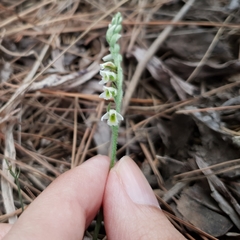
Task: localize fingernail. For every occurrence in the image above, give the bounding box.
[114,156,159,208]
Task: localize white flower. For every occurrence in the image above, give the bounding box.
[101,109,123,126]
[99,70,117,84]
[99,86,117,100]
[100,62,117,71]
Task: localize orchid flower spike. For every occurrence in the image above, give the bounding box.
[101,109,123,126]
[98,12,123,168]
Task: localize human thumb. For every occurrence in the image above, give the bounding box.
[103,156,185,240]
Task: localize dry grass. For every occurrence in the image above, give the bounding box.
[1,0,240,239]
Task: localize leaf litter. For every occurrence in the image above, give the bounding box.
[1,0,240,239]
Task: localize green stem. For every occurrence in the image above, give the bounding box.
[5,160,24,212]
[110,125,119,168]
[110,57,123,168]
[15,173,24,212]
[93,207,103,240]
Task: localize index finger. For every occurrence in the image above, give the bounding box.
[3,155,110,240]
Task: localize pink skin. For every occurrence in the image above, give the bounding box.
[1,155,185,240]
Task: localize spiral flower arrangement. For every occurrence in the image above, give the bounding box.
[99,12,123,167]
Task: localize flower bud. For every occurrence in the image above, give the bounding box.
[102,54,113,62]
[110,34,121,47]
[106,25,115,43]
[114,25,122,34]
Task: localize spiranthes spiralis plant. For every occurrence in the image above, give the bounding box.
[93,12,124,240]
[99,12,124,168]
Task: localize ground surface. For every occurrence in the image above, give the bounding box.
[1,0,240,239]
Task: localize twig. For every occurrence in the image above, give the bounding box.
[121,0,195,115]
[176,104,240,113]
[187,14,233,82]
[23,34,56,84]
[71,97,78,168]
[5,19,240,37]
[128,79,240,132]
[0,0,129,117]
[79,101,105,164]
[0,0,54,28]
[1,125,17,223]
[0,43,38,58]
[162,210,218,240]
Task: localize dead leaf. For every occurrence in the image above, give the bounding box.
[165,58,240,80]
[177,185,233,237]
[165,32,233,62]
[131,47,198,101]
[196,156,240,230]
